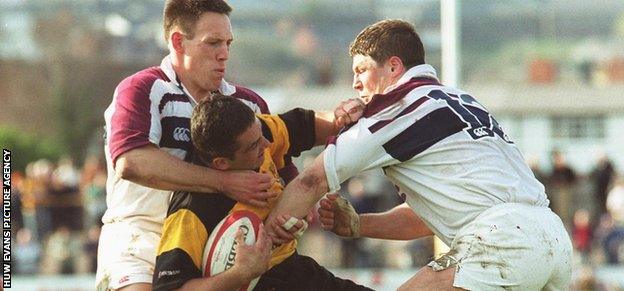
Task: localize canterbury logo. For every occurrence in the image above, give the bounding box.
[173,127,190,142]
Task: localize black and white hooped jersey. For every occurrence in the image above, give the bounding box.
[324,64,549,245]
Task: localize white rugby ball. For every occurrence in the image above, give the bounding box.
[202,210,262,291]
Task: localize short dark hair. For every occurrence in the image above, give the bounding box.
[349,19,425,69]
[191,95,255,164]
[163,0,232,41]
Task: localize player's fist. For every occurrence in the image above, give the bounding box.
[318,193,360,238]
[334,98,365,129]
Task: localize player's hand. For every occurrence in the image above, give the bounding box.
[276,213,310,242]
[334,98,365,129]
[265,212,296,246]
[318,193,360,238]
[231,224,272,281]
[221,171,277,207]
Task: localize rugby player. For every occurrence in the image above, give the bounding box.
[153,96,371,291]
[265,19,573,290]
[99,1,301,289]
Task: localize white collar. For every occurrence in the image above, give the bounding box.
[160,55,237,102]
[383,64,439,94]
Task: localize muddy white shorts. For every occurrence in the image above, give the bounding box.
[95,222,161,290]
[428,203,572,291]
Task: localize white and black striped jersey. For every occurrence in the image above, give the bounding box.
[324,64,549,245]
[102,56,270,233]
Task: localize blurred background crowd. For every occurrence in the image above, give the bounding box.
[2,0,624,289]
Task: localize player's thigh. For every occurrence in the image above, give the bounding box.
[117,283,151,291]
[450,204,571,290]
[398,266,466,291]
[96,223,159,290]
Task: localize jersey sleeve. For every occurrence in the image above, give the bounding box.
[257,108,315,171]
[153,195,207,291]
[107,74,162,165]
[278,108,316,157]
[323,119,402,193]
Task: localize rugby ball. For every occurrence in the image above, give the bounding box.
[202,210,262,291]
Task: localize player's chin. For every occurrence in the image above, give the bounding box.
[207,77,222,90]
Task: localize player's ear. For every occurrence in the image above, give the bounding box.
[387,56,404,77]
[171,31,185,54]
[211,157,231,170]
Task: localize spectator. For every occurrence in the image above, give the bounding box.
[590,154,615,220]
[603,226,624,265]
[29,159,55,241]
[592,214,624,265]
[606,177,624,224]
[84,225,101,273]
[79,155,107,228]
[50,162,82,232]
[41,226,82,274]
[12,172,25,233]
[548,150,577,228]
[14,228,41,275]
[572,209,592,260]
[83,171,107,228]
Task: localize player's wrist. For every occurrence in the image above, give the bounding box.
[212,169,227,193]
[226,266,254,286]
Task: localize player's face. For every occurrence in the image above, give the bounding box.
[182,12,233,92]
[229,118,270,170]
[352,54,394,104]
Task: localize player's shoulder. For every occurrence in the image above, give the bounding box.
[230,84,269,114]
[115,66,170,98]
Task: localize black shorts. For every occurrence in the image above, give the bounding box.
[254,252,373,291]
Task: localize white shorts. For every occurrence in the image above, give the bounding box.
[95,222,161,290]
[428,203,572,291]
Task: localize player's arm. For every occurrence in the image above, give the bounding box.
[173,226,272,291]
[265,151,330,243]
[115,146,275,207]
[313,112,341,146]
[359,203,433,240]
[266,117,402,243]
[109,79,274,206]
[318,194,433,240]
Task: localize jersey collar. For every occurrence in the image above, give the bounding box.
[363,64,440,118]
[383,64,439,94]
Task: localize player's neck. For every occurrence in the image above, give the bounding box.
[170,56,211,101]
[177,72,211,101]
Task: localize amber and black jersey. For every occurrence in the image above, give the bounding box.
[152,108,316,291]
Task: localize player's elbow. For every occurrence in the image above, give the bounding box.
[299,166,328,195]
[115,155,140,181]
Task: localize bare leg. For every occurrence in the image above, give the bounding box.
[398,266,466,291]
